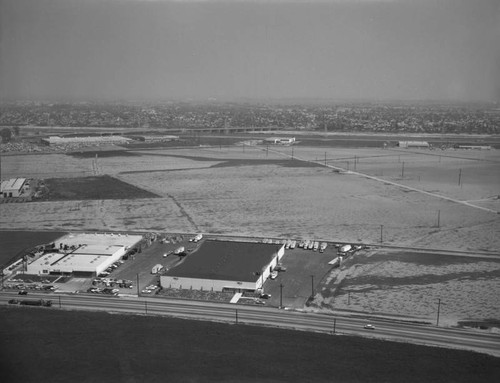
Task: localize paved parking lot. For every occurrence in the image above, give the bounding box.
[262,243,339,308]
[109,236,201,295]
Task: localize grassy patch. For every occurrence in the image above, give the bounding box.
[0,230,67,266]
[67,150,140,158]
[41,175,159,201]
[1,307,499,383]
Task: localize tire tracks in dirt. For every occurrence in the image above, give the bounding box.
[164,192,200,233]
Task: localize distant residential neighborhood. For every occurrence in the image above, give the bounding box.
[1,101,499,136]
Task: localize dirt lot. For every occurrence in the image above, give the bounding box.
[307,249,500,328]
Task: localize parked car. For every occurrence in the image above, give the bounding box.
[274,265,287,272]
[260,293,271,299]
[269,271,278,280]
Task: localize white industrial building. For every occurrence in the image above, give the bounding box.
[1,178,27,198]
[26,232,142,277]
[160,240,285,292]
[264,137,296,145]
[398,141,430,148]
[41,136,132,146]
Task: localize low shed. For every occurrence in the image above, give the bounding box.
[1,178,26,198]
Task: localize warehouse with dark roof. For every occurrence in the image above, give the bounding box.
[160,240,285,292]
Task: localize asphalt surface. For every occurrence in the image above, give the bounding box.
[2,291,498,358]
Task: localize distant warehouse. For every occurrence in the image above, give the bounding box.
[398,141,430,149]
[160,240,284,293]
[264,137,296,145]
[41,136,132,146]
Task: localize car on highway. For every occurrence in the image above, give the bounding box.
[364,324,375,330]
[18,290,28,295]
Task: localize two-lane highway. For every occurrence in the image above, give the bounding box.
[2,292,499,357]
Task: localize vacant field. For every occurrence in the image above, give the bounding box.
[1,145,499,252]
[1,307,499,383]
[309,249,500,327]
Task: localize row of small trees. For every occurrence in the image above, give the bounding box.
[0,127,20,143]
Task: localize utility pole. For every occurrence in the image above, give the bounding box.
[401,161,405,178]
[291,147,294,160]
[58,295,62,309]
[436,298,441,326]
[324,152,327,166]
[136,273,140,296]
[437,210,441,228]
[310,275,314,298]
[458,168,462,186]
[145,300,148,315]
[279,283,283,309]
[380,225,384,243]
[348,292,351,305]
[236,309,238,324]
[333,318,336,334]
[354,156,356,171]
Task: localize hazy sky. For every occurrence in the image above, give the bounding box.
[1,0,499,102]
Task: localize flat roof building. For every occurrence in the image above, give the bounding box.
[160,240,285,292]
[27,232,142,276]
[398,141,430,148]
[41,136,132,146]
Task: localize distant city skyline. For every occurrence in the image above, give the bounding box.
[1,0,499,102]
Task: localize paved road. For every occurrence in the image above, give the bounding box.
[2,292,499,358]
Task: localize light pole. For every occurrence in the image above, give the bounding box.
[380,225,384,243]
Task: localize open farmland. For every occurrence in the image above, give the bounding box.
[2,307,499,383]
[41,175,159,201]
